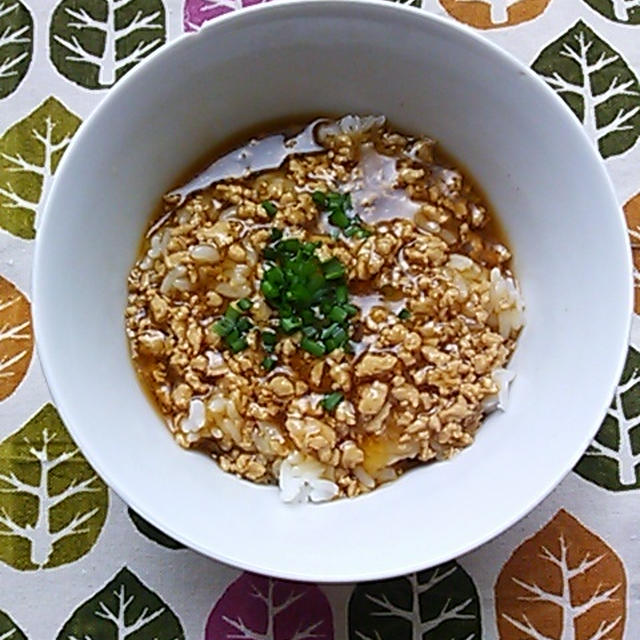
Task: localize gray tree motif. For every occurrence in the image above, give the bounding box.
[456,0,522,24]
[612,0,640,19]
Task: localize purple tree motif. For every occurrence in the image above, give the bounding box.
[206,572,334,640]
[183,0,273,32]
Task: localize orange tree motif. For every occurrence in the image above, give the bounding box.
[495,510,626,640]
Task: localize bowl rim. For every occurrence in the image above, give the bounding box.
[33,0,633,582]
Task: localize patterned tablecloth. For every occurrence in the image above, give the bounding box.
[1,0,639,638]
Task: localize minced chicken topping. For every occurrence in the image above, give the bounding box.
[125,116,523,502]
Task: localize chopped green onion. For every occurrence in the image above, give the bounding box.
[301,337,326,357]
[353,226,372,238]
[322,257,346,280]
[229,336,248,353]
[303,241,319,255]
[258,226,358,359]
[302,325,319,338]
[322,391,344,411]
[281,316,302,333]
[328,209,350,229]
[224,306,241,321]
[398,308,411,320]
[343,303,359,317]
[263,246,278,261]
[236,316,252,332]
[265,266,285,285]
[262,330,277,346]
[311,191,327,208]
[322,323,342,340]
[329,306,348,323]
[261,201,277,217]
[261,280,279,299]
[269,228,283,242]
[237,297,252,311]
[213,317,234,337]
[261,356,276,371]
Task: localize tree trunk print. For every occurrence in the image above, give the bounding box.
[0,611,26,640]
[0,0,32,98]
[0,404,108,570]
[206,572,333,640]
[57,567,184,640]
[495,509,626,640]
[574,346,640,491]
[439,0,551,29]
[611,0,640,20]
[581,0,640,23]
[50,0,166,89]
[0,275,32,402]
[349,561,480,639]
[532,21,640,158]
[457,0,519,23]
[0,97,81,239]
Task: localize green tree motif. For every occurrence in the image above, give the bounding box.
[0,403,108,570]
[574,346,640,491]
[0,610,27,640]
[50,0,166,89]
[128,508,184,550]
[0,97,81,239]
[0,0,32,99]
[532,20,640,158]
[583,0,640,23]
[348,561,481,639]
[57,567,185,640]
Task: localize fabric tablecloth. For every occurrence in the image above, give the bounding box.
[1,0,639,637]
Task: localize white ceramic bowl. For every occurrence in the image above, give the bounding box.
[34,0,632,582]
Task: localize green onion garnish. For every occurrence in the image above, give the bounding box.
[329,306,348,323]
[212,301,254,353]
[398,308,411,320]
[281,316,302,333]
[228,336,248,353]
[311,191,327,208]
[261,201,277,217]
[257,229,361,358]
[213,317,234,337]
[301,337,326,357]
[322,391,344,411]
[312,189,372,238]
[262,330,277,346]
